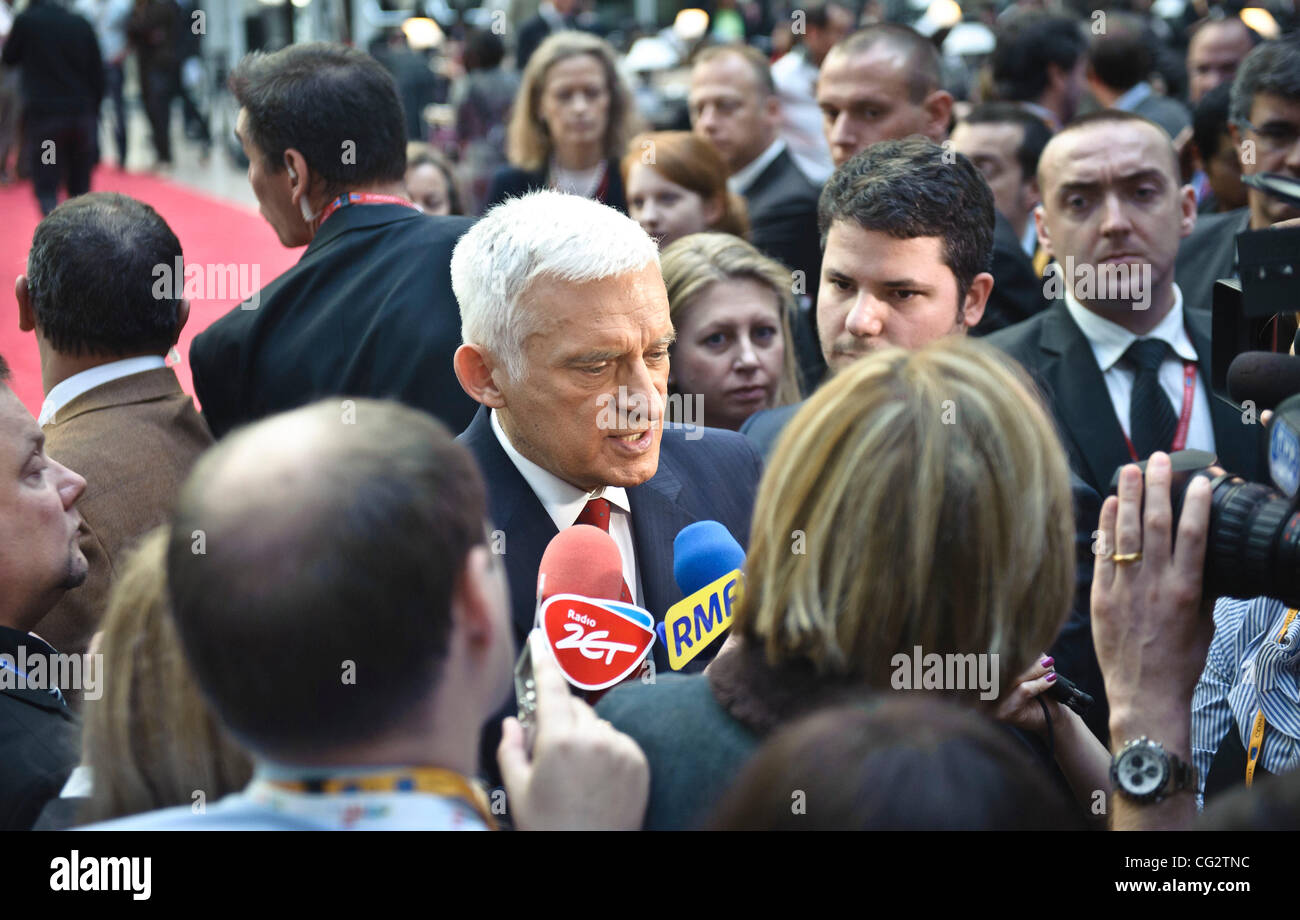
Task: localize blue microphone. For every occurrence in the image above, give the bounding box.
[656,521,746,666]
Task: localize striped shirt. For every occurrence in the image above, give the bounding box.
[1192,597,1300,807]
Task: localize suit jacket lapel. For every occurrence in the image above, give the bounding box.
[1039,302,1133,491]
[459,407,558,638]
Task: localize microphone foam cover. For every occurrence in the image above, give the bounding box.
[673,520,745,596]
[538,525,626,602]
[1227,351,1300,411]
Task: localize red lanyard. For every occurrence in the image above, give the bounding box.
[1123,361,1198,462]
[316,191,420,228]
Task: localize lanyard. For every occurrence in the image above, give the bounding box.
[1123,361,1198,462]
[265,766,497,829]
[316,192,420,229]
[1246,607,1300,787]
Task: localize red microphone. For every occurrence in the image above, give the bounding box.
[535,524,626,608]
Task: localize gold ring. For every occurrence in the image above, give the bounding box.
[1111,551,1143,564]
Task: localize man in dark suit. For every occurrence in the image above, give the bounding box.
[450,190,762,671]
[741,139,995,460]
[817,24,1047,338]
[689,44,825,388]
[0,355,85,830]
[989,111,1265,497]
[16,193,211,665]
[515,0,580,72]
[2,0,103,215]
[1176,40,1300,315]
[189,43,477,440]
[1086,13,1191,142]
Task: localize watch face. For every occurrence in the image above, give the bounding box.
[1116,744,1170,799]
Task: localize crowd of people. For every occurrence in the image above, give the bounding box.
[1,0,1299,833]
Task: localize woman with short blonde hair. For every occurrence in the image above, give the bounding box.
[660,232,801,430]
[598,338,1101,829]
[486,31,640,213]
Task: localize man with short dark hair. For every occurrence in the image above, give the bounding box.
[1191,83,1248,214]
[88,399,649,830]
[1086,12,1191,141]
[16,193,211,663]
[1176,38,1300,315]
[952,102,1052,262]
[741,138,994,457]
[991,11,1089,132]
[0,353,86,829]
[189,42,477,439]
[989,110,1263,495]
[815,24,1046,335]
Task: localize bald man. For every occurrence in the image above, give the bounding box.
[90,399,649,830]
[988,110,1264,495]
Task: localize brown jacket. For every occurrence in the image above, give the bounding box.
[38,367,212,659]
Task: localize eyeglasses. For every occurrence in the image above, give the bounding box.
[1240,119,1300,155]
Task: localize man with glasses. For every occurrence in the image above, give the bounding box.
[1176,39,1300,315]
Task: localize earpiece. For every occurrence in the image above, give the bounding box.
[287,165,299,183]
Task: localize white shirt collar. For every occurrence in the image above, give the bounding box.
[489,409,630,532]
[1061,283,1199,373]
[728,137,787,196]
[1020,101,1061,132]
[38,356,167,427]
[1112,81,1153,113]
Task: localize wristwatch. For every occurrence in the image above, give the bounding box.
[1110,737,1197,804]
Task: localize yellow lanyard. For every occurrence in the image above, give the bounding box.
[265,767,497,829]
[1245,608,1300,787]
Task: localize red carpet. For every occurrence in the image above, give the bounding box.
[0,167,301,416]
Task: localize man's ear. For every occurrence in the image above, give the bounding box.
[453,343,508,408]
[923,90,954,143]
[284,148,311,205]
[1034,204,1053,260]
[175,298,191,344]
[1178,182,1198,239]
[763,92,783,132]
[15,275,34,333]
[453,545,498,654]
[960,272,993,330]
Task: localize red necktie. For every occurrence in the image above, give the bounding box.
[575,498,634,603]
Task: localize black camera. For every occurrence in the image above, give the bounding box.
[1108,394,1300,608]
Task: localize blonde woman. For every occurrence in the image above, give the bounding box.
[598,337,1110,829]
[68,527,252,826]
[660,233,802,431]
[486,31,640,213]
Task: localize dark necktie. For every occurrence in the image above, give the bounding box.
[574,498,634,604]
[1125,338,1177,458]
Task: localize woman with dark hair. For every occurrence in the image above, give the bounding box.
[709,699,1083,831]
[405,141,461,216]
[485,31,640,213]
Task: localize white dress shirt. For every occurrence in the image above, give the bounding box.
[728,137,789,196]
[1062,284,1216,455]
[38,356,167,427]
[490,409,644,607]
[772,48,834,185]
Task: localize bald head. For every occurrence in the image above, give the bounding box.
[165,399,490,760]
[1188,17,1258,105]
[1039,111,1179,191]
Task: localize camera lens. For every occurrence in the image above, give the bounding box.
[1205,475,1300,607]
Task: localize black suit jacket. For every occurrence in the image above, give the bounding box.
[190,205,478,439]
[973,212,1050,336]
[987,299,1265,494]
[458,406,761,669]
[485,161,628,215]
[741,147,822,294]
[1175,208,1249,317]
[0,627,79,830]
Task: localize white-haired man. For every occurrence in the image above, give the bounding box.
[452,191,762,674]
